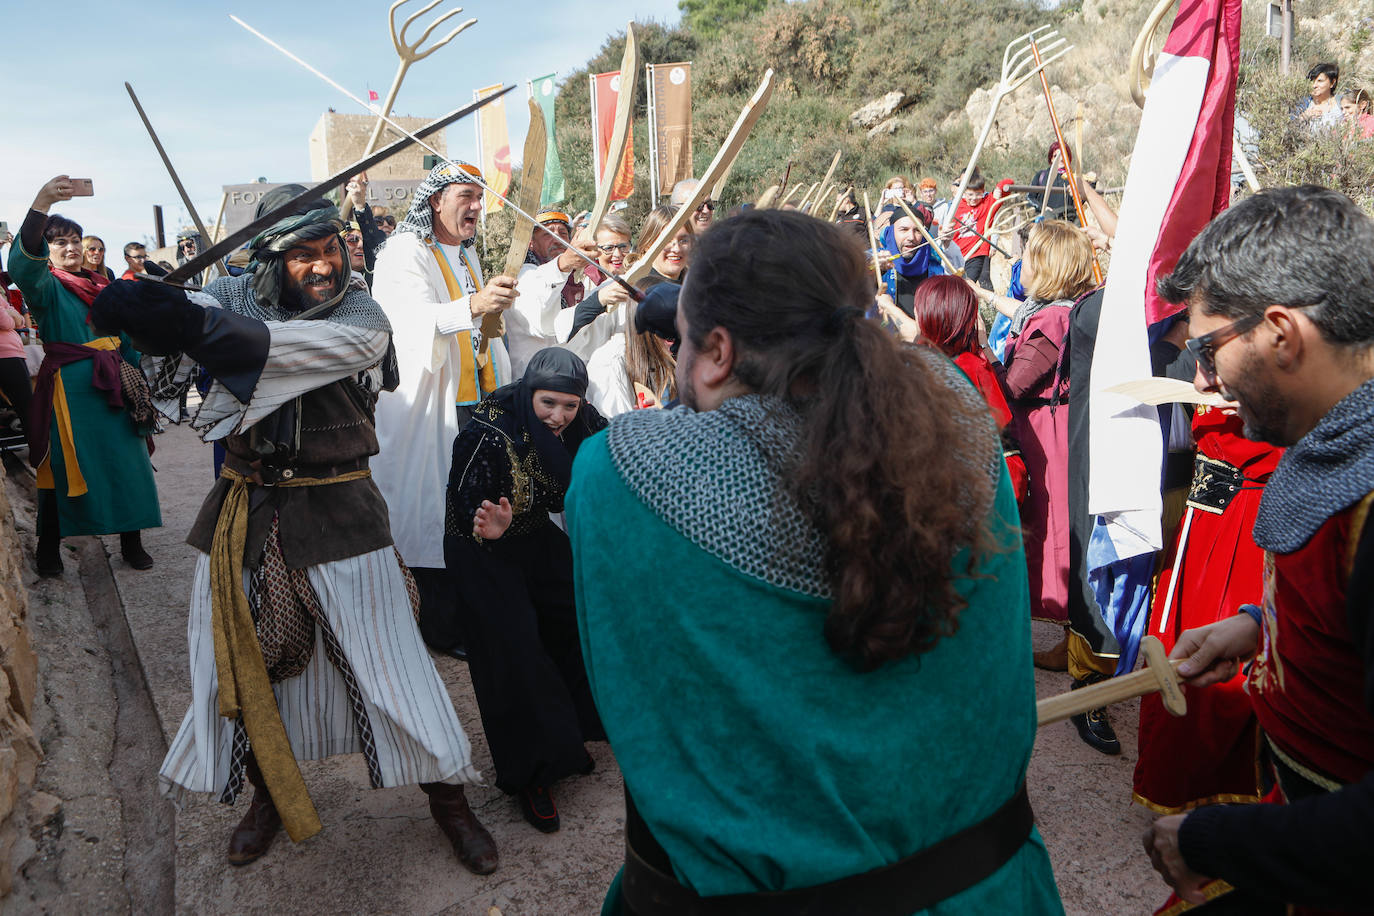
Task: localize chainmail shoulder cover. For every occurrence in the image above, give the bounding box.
[202,275,392,333]
[603,349,1002,599]
[1252,375,1374,553]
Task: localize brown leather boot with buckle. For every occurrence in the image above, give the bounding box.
[421,782,499,875]
[227,787,282,866]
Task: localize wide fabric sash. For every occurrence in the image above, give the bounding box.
[209,465,370,843]
[30,336,123,496]
[428,244,499,406]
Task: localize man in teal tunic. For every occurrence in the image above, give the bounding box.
[11,176,161,575]
[567,210,1062,915]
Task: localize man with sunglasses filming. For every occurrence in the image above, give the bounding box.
[1141,186,1374,911]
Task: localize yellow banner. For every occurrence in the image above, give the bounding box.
[475,83,511,211]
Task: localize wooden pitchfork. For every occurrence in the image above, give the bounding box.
[940,25,1072,233]
[362,0,477,157]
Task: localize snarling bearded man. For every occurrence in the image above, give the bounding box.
[88,191,499,875]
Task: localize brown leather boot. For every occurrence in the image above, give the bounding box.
[228,756,282,866]
[1033,631,1069,671]
[227,788,282,866]
[421,782,499,875]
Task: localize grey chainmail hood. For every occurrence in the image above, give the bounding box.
[1252,376,1374,553]
[201,274,391,332]
[603,350,1002,598]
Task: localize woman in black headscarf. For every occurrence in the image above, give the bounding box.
[443,347,608,834]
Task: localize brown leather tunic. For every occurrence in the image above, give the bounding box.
[186,378,394,569]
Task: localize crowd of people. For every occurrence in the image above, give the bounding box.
[0,87,1371,911]
[1298,60,1374,139]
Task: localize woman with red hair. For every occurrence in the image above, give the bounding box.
[877,275,1027,501]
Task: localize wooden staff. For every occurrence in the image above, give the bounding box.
[209,192,228,244]
[1038,636,1185,726]
[778,182,806,208]
[862,191,884,291]
[625,69,775,286]
[811,149,843,211]
[811,182,834,215]
[893,197,963,277]
[587,22,638,234]
[754,184,781,208]
[797,181,821,211]
[1029,36,1102,283]
[562,68,776,367]
[827,185,852,222]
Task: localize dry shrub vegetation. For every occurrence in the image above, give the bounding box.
[474,0,1374,275]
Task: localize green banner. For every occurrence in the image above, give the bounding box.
[530,73,565,206]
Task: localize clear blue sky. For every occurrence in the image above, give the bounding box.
[1,0,682,252]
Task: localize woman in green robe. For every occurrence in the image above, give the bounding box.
[11,176,160,575]
[568,209,1063,915]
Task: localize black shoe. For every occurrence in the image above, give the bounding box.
[1070,676,1121,755]
[36,540,63,577]
[444,645,468,662]
[518,786,560,834]
[120,532,154,571]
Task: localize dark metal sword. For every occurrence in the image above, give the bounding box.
[162,85,514,286]
[126,81,230,278]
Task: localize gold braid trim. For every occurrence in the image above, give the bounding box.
[209,465,371,843]
[1154,879,1236,915]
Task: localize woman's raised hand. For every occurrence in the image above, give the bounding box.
[473,497,514,540]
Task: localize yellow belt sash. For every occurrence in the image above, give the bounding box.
[36,335,120,497]
[428,244,499,405]
[208,465,370,843]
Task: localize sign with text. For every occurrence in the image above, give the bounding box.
[222,180,425,235]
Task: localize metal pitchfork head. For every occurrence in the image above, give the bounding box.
[999,25,1071,98]
[389,0,475,63]
[362,0,477,156]
[939,24,1073,233]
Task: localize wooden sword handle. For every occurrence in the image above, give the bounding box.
[1036,636,1186,727]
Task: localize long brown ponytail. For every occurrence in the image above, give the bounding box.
[681,209,999,671]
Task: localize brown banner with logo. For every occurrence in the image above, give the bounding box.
[650,62,692,196]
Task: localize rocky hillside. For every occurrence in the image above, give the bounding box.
[474,0,1370,273]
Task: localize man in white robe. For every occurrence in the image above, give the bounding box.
[370,162,515,656]
[88,198,499,875]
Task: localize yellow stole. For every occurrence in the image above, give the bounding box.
[428,243,499,406]
[36,335,121,497]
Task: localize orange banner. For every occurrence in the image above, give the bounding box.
[476,83,511,211]
[591,70,634,201]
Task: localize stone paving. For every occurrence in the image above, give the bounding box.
[17,421,1168,914]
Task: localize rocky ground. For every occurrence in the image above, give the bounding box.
[3,422,1164,915]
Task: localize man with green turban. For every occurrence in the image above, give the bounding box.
[88,191,500,876]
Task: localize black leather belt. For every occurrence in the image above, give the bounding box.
[222,454,369,487]
[621,783,1034,916]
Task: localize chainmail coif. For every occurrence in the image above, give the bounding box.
[605,349,1002,598]
[1252,376,1374,553]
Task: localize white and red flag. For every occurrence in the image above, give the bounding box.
[1085,0,1242,669]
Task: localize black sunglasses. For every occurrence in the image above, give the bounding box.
[1184,304,1318,386]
